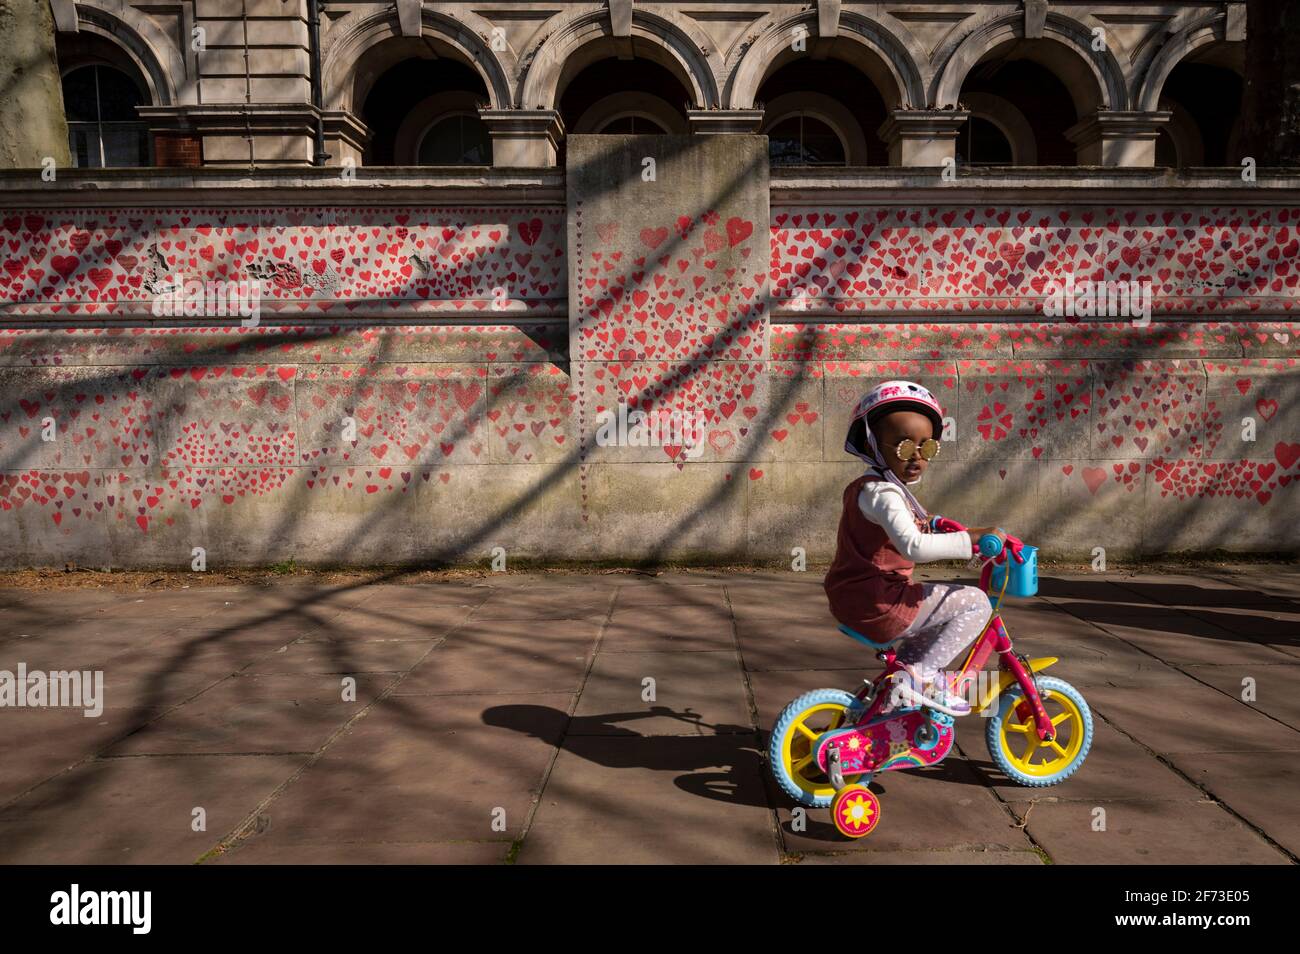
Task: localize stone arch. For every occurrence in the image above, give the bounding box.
[959,92,1036,165]
[1136,14,1240,112]
[727,9,927,109]
[571,93,689,134]
[932,10,1128,114]
[321,5,515,111]
[72,0,183,105]
[518,5,723,110]
[761,92,868,164]
[1158,103,1206,167]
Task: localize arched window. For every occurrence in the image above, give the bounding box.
[360,54,491,166]
[956,46,1088,165]
[416,113,492,165]
[1155,128,1179,168]
[560,59,689,136]
[595,115,669,134]
[63,64,150,167]
[757,59,881,165]
[767,113,846,167]
[956,116,1014,165]
[1158,61,1243,166]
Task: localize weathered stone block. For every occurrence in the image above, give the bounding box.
[294,364,485,467]
[954,359,1092,462]
[1203,359,1300,461]
[580,462,748,561]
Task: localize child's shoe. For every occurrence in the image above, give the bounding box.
[893,665,971,716]
[927,681,972,716]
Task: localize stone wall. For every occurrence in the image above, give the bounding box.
[0,152,1297,566]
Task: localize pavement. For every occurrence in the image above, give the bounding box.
[0,564,1297,865]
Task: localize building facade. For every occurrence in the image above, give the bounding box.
[30,1,1256,169]
[0,1,1297,567]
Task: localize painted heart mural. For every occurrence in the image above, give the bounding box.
[0,195,1297,563]
[0,209,566,317]
[771,207,1300,315]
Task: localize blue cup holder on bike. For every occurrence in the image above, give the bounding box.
[990,544,1038,597]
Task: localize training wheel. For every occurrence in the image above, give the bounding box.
[830,784,881,839]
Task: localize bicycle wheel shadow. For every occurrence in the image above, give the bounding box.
[481,703,770,807]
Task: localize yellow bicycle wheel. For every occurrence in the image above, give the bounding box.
[769,689,865,808]
[987,676,1093,786]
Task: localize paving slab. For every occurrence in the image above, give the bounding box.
[1161,750,1300,858]
[235,693,567,845]
[1181,662,1300,729]
[105,672,398,756]
[999,601,1199,687]
[602,604,735,652]
[0,706,170,805]
[1209,569,1300,602]
[321,602,480,640]
[961,718,1203,803]
[793,849,1044,865]
[1175,604,1300,656]
[1034,576,1153,602]
[1084,683,1300,755]
[245,639,439,675]
[471,587,615,621]
[0,754,307,864]
[1082,616,1295,667]
[1007,631,1201,689]
[573,650,752,736]
[736,616,873,672]
[391,618,599,694]
[209,840,511,865]
[1,617,197,668]
[394,641,591,695]
[1005,797,1290,865]
[516,735,777,864]
[1111,575,1299,609]
[613,583,729,609]
[75,658,238,711]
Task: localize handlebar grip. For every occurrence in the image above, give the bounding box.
[978,533,1004,557]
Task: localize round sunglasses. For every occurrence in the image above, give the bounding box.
[892,438,941,462]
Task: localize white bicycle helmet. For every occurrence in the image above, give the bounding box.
[845,380,945,520]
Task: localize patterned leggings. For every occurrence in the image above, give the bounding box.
[894,582,992,681]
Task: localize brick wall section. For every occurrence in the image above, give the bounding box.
[153,134,204,168]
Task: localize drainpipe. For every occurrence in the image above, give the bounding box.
[307,0,329,166]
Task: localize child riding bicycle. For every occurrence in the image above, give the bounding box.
[823,380,1023,715]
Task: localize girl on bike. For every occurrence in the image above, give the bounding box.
[824,380,1015,715]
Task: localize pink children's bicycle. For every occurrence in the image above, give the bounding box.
[768,534,1093,838]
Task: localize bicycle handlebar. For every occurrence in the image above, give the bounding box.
[977,532,1027,564]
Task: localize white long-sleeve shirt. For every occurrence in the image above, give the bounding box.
[857,482,972,563]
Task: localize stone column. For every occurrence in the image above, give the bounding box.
[566,134,770,554]
[877,109,970,167]
[480,109,565,167]
[0,0,71,168]
[1065,111,1173,167]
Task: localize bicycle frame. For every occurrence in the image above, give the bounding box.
[848,559,1057,742]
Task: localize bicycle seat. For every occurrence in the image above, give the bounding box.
[838,624,901,651]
